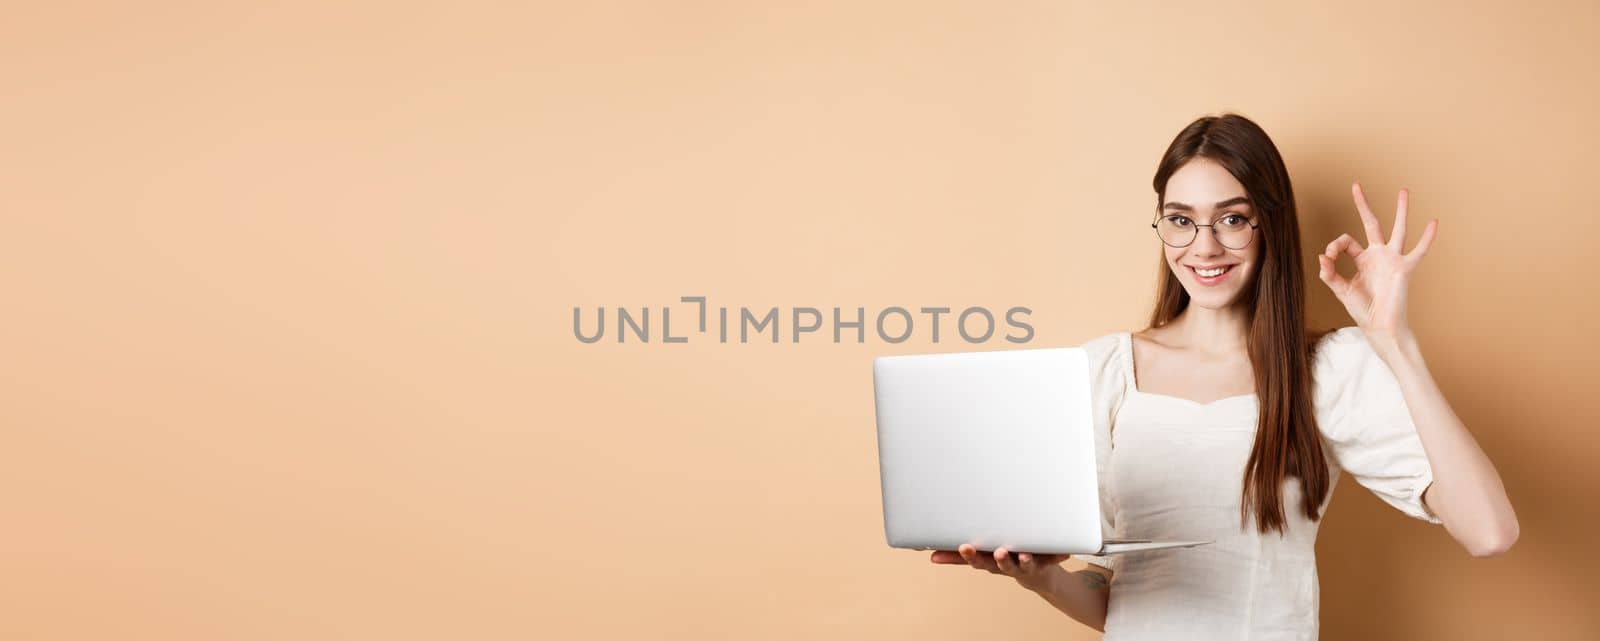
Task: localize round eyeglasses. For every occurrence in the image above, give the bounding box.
[1151,214,1260,249]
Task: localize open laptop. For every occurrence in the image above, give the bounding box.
[872,346,1211,556]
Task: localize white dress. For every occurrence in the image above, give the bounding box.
[1074,327,1441,641]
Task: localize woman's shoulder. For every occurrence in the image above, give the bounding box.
[1310,325,1378,373]
[1077,329,1127,355]
[1073,330,1132,428]
[1310,325,1405,417]
[1076,329,1133,389]
[1313,325,1367,349]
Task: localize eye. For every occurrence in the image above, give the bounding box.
[1163,215,1193,227]
[1220,214,1249,228]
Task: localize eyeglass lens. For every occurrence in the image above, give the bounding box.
[1154,215,1255,249]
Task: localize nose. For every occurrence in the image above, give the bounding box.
[1189,225,1226,256]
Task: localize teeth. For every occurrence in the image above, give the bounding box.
[1195,266,1229,277]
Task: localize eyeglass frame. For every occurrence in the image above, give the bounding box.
[1149,213,1261,249]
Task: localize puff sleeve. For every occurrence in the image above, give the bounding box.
[1075,332,1130,570]
[1314,327,1443,525]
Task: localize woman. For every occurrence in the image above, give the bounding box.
[930,113,1519,639]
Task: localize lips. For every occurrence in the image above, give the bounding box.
[1186,264,1235,285]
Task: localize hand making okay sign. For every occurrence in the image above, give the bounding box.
[1317,182,1439,339]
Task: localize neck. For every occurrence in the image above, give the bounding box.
[1165,302,1251,354]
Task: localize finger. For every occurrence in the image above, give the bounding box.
[1389,188,1409,249]
[994,548,1018,575]
[1318,253,1350,294]
[961,544,998,572]
[1325,233,1364,260]
[1352,182,1385,246]
[1405,218,1439,267]
[931,550,964,564]
[1018,552,1069,571]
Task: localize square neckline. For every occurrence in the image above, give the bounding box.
[1121,331,1257,408]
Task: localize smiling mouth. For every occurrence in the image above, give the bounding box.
[1187,265,1235,279]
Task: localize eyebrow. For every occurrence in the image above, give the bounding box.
[1162,196,1251,211]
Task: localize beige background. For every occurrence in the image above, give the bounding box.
[3,1,1596,639]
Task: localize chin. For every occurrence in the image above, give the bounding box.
[1180,283,1247,307]
[1186,294,1241,309]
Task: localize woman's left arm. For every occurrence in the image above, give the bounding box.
[1317,182,1520,558]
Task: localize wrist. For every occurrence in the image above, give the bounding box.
[1366,327,1423,366]
[1018,563,1067,595]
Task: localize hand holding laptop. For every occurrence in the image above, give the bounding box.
[930,543,1072,592]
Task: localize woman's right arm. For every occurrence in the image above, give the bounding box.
[931,544,1112,633]
[1027,562,1113,632]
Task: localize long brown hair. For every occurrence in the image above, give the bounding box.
[1146,113,1333,535]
